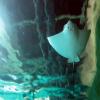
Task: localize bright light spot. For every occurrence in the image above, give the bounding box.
[0,18,5,31]
[4,85,17,92]
[8,74,18,80]
[0,97,4,100]
[35,97,50,100]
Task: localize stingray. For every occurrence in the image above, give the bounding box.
[47,20,90,63]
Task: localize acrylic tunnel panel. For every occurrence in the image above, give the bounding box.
[0,0,90,100]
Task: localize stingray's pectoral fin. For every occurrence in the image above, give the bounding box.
[68,56,80,63]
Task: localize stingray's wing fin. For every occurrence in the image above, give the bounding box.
[78,29,90,53]
[47,32,63,51]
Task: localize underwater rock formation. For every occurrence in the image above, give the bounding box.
[87,0,100,99]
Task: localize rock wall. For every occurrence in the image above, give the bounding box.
[88,0,100,99]
[80,0,96,86]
